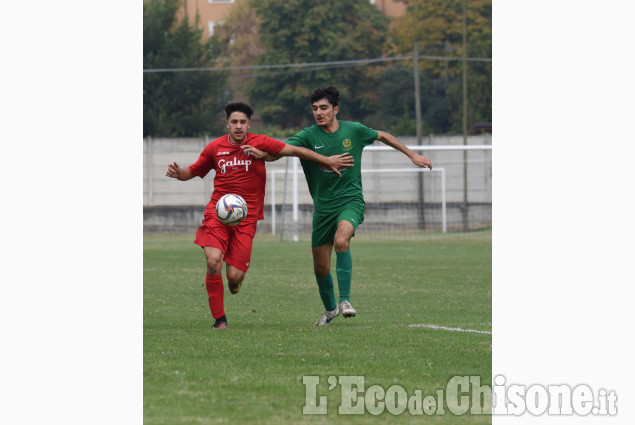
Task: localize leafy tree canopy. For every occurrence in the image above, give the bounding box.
[391,0,491,133]
[248,0,390,127]
[215,1,263,68]
[143,0,228,137]
[369,64,450,135]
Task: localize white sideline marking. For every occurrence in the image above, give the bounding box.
[408,324,492,335]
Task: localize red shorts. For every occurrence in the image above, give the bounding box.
[194,213,258,273]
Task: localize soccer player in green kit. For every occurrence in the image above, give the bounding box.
[244,87,432,325]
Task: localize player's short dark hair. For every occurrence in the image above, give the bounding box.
[224,102,254,119]
[310,87,340,107]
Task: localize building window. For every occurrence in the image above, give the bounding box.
[208,0,234,4]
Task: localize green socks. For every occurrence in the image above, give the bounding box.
[316,274,337,311]
[316,250,353,310]
[336,250,352,303]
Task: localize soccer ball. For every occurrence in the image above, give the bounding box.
[215,193,248,226]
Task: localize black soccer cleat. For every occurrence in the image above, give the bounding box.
[212,315,228,330]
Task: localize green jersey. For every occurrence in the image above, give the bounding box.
[285,121,378,213]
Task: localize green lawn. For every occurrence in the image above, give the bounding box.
[144,232,492,424]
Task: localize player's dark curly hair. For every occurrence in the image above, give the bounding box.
[224,102,253,119]
[310,86,340,107]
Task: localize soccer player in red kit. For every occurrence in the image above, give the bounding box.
[166,102,353,329]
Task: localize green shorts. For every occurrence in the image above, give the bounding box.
[311,204,365,247]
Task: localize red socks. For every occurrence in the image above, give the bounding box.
[205,273,225,319]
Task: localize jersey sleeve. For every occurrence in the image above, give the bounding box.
[284,128,311,148]
[252,134,286,155]
[188,144,215,178]
[356,123,379,146]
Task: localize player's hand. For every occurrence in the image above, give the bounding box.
[166,162,182,179]
[241,145,267,159]
[412,154,432,170]
[327,153,354,177]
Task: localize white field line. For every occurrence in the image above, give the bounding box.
[408,324,492,335]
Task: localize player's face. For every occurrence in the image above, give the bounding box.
[312,98,338,128]
[226,112,250,144]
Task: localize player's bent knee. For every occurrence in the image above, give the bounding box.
[314,263,330,277]
[207,259,223,275]
[334,230,353,252]
[334,238,350,252]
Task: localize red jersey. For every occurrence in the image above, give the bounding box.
[188,133,285,222]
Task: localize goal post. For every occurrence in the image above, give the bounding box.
[270,166,446,238]
[268,144,491,241]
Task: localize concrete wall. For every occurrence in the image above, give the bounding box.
[144,135,492,233]
[144,202,492,234]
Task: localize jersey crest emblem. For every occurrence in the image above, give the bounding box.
[342,139,352,151]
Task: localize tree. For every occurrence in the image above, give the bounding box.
[215,2,263,69]
[248,0,390,128]
[214,1,264,107]
[391,0,491,133]
[143,0,229,137]
[364,64,450,135]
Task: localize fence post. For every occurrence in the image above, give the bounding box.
[292,157,299,242]
[147,136,153,206]
[441,168,447,233]
[203,136,211,202]
[270,171,276,234]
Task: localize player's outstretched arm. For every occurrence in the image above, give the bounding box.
[241,145,281,162]
[376,131,432,169]
[279,145,353,177]
[241,145,354,177]
[166,162,195,181]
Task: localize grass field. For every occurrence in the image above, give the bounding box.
[144,232,492,424]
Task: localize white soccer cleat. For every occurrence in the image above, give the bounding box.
[315,306,340,326]
[339,300,357,318]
